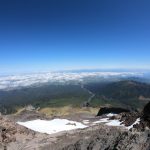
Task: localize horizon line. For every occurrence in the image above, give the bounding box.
[0,68,150,76]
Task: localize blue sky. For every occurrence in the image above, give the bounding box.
[0,0,150,73]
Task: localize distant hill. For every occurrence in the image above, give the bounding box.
[86,80,150,110]
[0,84,89,114]
[0,80,150,114]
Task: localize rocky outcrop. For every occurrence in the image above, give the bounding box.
[119,112,140,127]
[97,107,130,116]
[143,102,150,121]
[0,103,149,150]
[132,102,150,131]
[0,115,36,150]
[50,125,150,150]
[59,103,150,150]
[115,102,150,132]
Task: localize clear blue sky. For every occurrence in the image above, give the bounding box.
[0,0,150,73]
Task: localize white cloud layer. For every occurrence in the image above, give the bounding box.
[0,71,143,90]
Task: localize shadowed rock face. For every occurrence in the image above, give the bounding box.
[133,102,150,131]
[97,107,130,116]
[143,102,150,120]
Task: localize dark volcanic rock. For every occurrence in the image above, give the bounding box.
[97,107,130,116]
[133,102,150,131]
[120,112,140,127]
[118,102,150,132]
[143,102,150,121]
[53,125,150,150]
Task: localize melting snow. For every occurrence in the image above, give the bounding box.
[83,120,90,124]
[105,120,124,127]
[17,117,141,135]
[106,113,117,117]
[126,118,140,130]
[17,119,87,134]
[93,117,140,130]
[93,118,109,124]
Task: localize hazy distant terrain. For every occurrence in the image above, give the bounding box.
[0,71,149,114]
[85,80,150,110]
[0,71,143,90]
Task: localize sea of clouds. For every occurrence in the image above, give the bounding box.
[0,71,143,90]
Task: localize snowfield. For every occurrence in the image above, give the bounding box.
[93,116,140,129]
[17,115,141,135]
[17,119,87,134]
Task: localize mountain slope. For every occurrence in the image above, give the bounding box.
[0,84,89,114]
[0,80,150,114]
[86,80,150,110]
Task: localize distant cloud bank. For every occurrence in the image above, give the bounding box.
[0,71,143,90]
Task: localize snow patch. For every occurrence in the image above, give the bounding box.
[17,117,141,135]
[105,120,124,127]
[17,119,87,134]
[83,120,90,124]
[93,117,140,130]
[126,118,140,130]
[106,113,117,117]
[93,118,109,124]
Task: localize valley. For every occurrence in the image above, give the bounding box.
[0,72,150,115]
